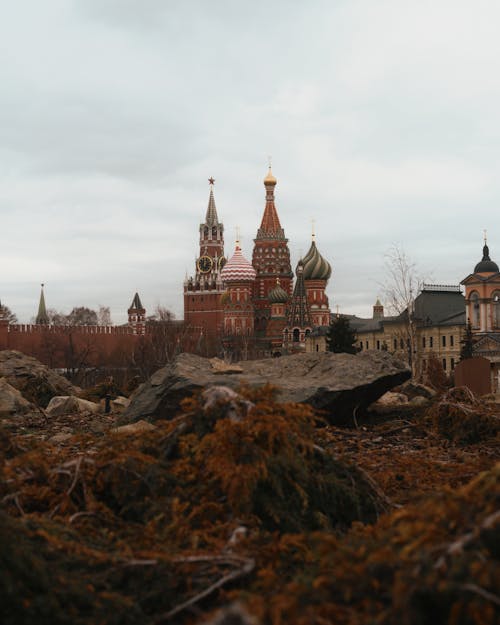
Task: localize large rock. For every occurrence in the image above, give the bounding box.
[0,378,42,419]
[0,350,77,408]
[45,396,101,417]
[122,351,411,426]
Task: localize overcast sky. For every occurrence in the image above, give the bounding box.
[1,0,500,324]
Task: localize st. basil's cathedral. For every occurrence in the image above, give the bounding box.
[183,167,332,357]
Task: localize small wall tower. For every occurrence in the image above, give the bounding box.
[128,292,146,335]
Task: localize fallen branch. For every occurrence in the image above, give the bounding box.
[460,583,500,607]
[152,556,255,623]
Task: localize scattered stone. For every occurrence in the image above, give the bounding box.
[46,396,101,417]
[0,350,77,407]
[48,432,74,444]
[209,357,244,375]
[113,420,156,435]
[201,386,254,422]
[122,351,411,426]
[398,381,437,400]
[111,396,130,412]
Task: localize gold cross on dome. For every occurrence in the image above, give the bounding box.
[484,229,487,244]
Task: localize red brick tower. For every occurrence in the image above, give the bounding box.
[302,235,332,327]
[128,292,146,335]
[183,178,226,341]
[252,167,293,337]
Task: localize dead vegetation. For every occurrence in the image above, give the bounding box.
[0,384,498,624]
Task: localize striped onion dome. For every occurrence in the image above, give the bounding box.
[302,239,332,281]
[269,279,288,304]
[221,244,256,282]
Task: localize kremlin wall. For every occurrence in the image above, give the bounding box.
[0,168,333,370]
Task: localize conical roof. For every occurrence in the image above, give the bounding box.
[256,167,285,240]
[129,292,144,310]
[205,184,219,227]
[302,239,332,281]
[474,243,499,273]
[221,244,256,282]
[36,284,49,325]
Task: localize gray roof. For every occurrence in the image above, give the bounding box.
[413,289,465,326]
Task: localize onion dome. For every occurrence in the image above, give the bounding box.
[263,166,277,186]
[302,239,332,280]
[269,279,288,304]
[221,244,256,282]
[474,243,499,274]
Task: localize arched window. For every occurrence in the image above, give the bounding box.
[493,291,500,328]
[471,292,480,328]
[293,328,300,342]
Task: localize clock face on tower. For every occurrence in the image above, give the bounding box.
[197,255,213,273]
[218,256,227,270]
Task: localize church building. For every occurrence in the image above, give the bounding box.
[183,168,333,358]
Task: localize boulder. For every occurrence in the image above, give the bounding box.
[0,378,42,419]
[46,396,101,417]
[0,350,77,408]
[397,381,436,400]
[111,396,130,412]
[122,351,411,426]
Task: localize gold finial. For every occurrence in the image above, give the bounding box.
[267,154,272,168]
[235,226,241,246]
[484,229,487,245]
[311,219,316,241]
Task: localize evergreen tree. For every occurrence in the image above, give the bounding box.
[326,316,358,354]
[460,320,475,360]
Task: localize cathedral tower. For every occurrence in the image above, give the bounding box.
[252,167,293,335]
[302,234,332,327]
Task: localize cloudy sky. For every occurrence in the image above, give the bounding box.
[1,0,500,324]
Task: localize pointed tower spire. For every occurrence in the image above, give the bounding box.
[205,177,219,226]
[286,261,312,328]
[36,283,49,325]
[256,166,285,239]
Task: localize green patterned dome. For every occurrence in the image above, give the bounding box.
[302,240,332,281]
[269,280,289,304]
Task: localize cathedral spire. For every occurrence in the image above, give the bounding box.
[256,166,285,240]
[205,177,219,226]
[36,283,49,325]
[286,261,312,328]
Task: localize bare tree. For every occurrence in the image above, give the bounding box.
[0,302,17,324]
[380,245,425,376]
[97,305,112,326]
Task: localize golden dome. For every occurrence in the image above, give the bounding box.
[263,166,277,185]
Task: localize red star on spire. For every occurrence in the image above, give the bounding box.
[208,177,215,185]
